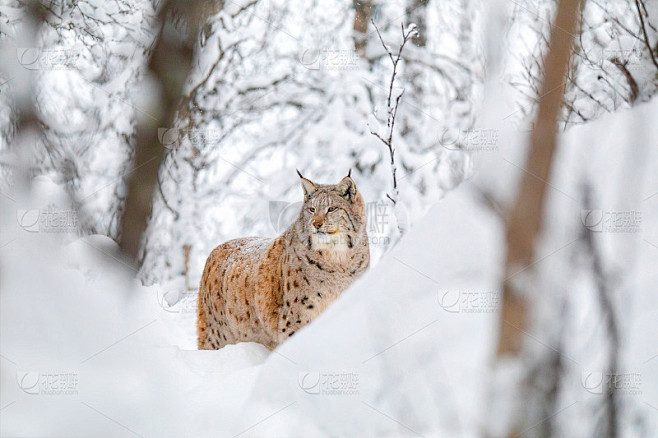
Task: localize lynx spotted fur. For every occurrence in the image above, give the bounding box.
[197,171,369,349]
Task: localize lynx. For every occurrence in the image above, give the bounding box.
[197,170,370,349]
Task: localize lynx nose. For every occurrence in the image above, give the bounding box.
[312,218,323,229]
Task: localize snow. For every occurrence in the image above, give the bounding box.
[2,0,658,436]
[231,190,502,437]
[1,172,502,436]
[136,0,479,286]
[3,82,658,437]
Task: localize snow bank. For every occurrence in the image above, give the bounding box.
[3,98,658,437]
[1,179,271,437]
[231,189,503,437]
[1,172,502,437]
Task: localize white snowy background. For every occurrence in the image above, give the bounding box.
[1,0,658,436]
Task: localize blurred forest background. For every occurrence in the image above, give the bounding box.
[2,0,656,289]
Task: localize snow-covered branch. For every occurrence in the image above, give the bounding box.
[369,20,418,236]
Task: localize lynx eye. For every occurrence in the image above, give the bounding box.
[308,207,315,213]
[327,206,337,212]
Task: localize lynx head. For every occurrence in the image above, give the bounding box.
[295,169,367,252]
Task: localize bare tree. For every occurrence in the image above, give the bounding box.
[489,0,582,436]
[8,1,158,239]
[139,0,319,286]
[511,0,658,128]
[138,1,481,285]
[119,1,214,263]
[579,182,621,438]
[2,1,49,193]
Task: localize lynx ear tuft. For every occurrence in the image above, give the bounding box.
[297,170,317,200]
[337,176,357,202]
[347,168,352,178]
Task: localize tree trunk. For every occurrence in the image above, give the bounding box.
[118,1,212,265]
[353,0,373,58]
[489,0,582,436]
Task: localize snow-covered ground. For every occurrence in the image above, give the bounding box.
[0,173,501,437]
[2,73,658,438]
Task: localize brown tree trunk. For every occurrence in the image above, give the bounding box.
[118,1,215,265]
[490,0,582,436]
[183,243,192,290]
[353,0,373,58]
[498,0,582,355]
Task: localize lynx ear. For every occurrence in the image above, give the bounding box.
[336,175,357,202]
[297,169,316,200]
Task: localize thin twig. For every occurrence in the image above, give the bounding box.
[368,20,417,235]
[634,0,658,71]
